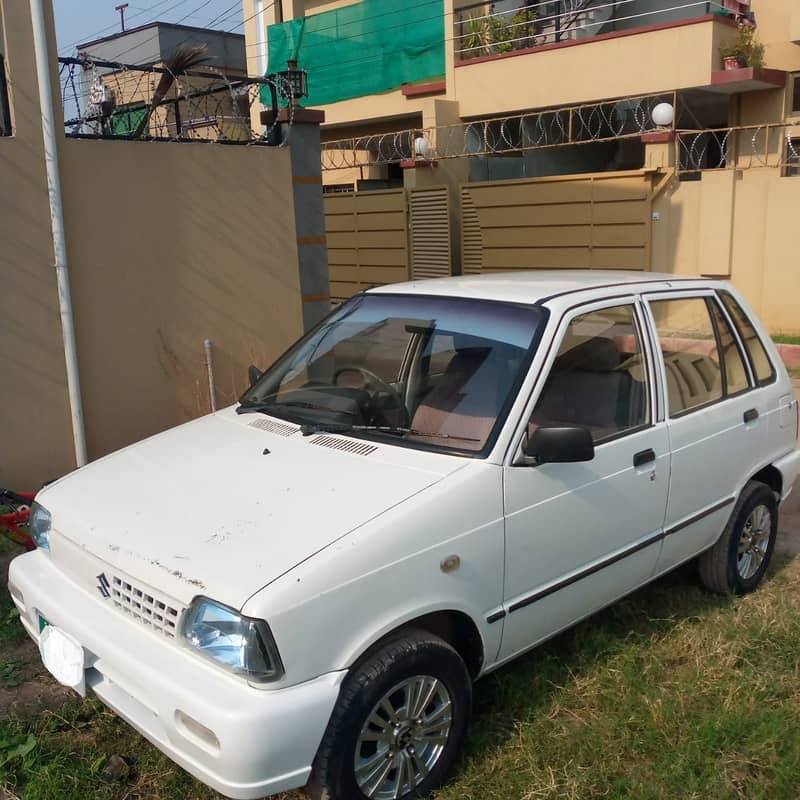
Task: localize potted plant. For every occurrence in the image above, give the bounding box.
[720,23,765,70]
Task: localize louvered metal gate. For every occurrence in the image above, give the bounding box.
[408,186,452,281]
[324,188,410,301]
[324,186,453,300]
[460,172,656,274]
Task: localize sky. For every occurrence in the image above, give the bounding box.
[53,0,245,55]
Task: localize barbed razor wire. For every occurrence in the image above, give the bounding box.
[321,91,676,170]
[58,55,294,145]
[677,123,800,174]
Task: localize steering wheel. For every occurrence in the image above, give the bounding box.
[333,366,410,427]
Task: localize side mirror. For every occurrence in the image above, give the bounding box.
[248,365,264,387]
[523,426,595,465]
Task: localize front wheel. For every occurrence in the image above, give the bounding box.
[308,630,472,800]
[698,480,778,595]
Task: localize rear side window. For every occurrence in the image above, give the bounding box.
[530,304,650,443]
[650,298,724,417]
[718,292,775,386]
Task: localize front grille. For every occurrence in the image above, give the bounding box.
[111,576,182,638]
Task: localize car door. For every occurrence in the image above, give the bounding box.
[498,297,670,663]
[643,291,766,572]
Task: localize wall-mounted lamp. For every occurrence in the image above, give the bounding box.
[651,102,675,129]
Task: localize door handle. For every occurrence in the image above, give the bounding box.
[633,449,656,467]
[743,408,759,424]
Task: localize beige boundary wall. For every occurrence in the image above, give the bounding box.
[0,1,305,490]
[0,0,75,489]
[59,139,304,463]
[652,167,800,335]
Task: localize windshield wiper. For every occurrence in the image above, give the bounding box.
[237,399,333,416]
[299,422,480,442]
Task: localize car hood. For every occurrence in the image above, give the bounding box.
[41,408,464,609]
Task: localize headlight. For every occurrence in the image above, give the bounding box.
[29,503,52,551]
[180,597,284,683]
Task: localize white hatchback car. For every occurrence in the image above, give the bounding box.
[9,271,800,800]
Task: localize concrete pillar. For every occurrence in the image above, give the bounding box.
[641,130,677,170]
[265,106,331,330]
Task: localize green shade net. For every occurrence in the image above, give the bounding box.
[111,103,147,136]
[266,0,445,107]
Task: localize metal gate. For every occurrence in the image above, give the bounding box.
[324,189,409,302]
[460,172,656,274]
[324,186,452,301]
[408,186,452,281]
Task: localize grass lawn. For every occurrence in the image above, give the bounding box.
[2,536,800,800]
[773,334,800,347]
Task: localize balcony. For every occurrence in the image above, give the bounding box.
[452,1,741,118]
[453,0,741,63]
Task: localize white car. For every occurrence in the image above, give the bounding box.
[9,271,800,800]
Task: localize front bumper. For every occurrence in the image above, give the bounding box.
[8,550,344,799]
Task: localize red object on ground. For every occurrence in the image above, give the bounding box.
[0,489,36,551]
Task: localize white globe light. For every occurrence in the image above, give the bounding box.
[651,102,675,128]
[414,136,431,158]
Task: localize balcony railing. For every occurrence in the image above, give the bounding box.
[454,0,736,62]
[677,123,800,174]
[322,91,675,169]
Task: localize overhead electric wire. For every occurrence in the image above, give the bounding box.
[58,0,181,53]
[102,0,279,64]
[241,0,442,46]
[204,0,243,28]
[244,0,724,75]
[100,0,233,62]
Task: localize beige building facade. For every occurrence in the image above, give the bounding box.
[244,0,800,333]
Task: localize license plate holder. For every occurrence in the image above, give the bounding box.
[38,617,86,697]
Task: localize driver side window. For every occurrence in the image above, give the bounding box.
[529,304,650,443]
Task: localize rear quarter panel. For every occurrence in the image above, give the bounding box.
[729,288,799,483]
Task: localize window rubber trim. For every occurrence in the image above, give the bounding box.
[716,290,778,389]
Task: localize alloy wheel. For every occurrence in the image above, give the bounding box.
[737,503,772,580]
[354,675,453,799]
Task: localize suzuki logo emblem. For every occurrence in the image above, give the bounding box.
[96,573,111,598]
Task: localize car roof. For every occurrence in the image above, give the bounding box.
[368,270,717,306]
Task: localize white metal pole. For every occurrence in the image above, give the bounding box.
[204,339,217,413]
[254,0,269,77]
[29,0,88,468]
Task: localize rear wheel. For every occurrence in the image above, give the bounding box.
[308,630,471,800]
[698,480,778,595]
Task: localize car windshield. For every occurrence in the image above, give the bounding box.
[239,293,546,455]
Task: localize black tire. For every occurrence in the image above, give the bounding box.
[698,480,779,595]
[308,630,472,800]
